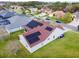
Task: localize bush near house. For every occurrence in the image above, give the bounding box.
[60,12,73,23]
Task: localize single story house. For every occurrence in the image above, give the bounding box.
[10,5,24,14]
[0,10,16,26]
[19,20,68,53]
[0,18,11,25]
[40,7,51,13]
[0,10,16,19]
[28,7,38,14]
[5,15,33,33]
[0,10,34,33]
[0,2,6,6]
[52,11,65,18]
[10,5,24,10]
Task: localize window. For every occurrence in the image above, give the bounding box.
[25,31,41,44]
[26,20,43,29]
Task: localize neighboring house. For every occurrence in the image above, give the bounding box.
[19,20,68,53]
[47,9,53,17]
[0,18,11,25]
[40,6,53,16]
[48,13,53,17]
[0,2,6,6]
[28,7,38,14]
[10,5,24,10]
[5,15,33,33]
[0,10,34,33]
[0,10,16,26]
[10,5,24,14]
[40,7,51,13]
[0,10,16,19]
[52,11,65,18]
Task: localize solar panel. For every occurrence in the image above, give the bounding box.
[26,20,43,28]
[25,32,41,44]
[0,19,11,25]
[45,26,53,31]
[0,11,15,19]
[4,12,15,18]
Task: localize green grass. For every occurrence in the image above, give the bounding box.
[0,30,79,58]
[49,16,57,21]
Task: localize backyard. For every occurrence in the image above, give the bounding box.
[0,30,79,58]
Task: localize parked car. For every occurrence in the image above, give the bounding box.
[45,18,50,20]
[58,34,64,39]
[55,20,62,23]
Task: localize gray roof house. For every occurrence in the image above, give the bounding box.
[0,18,11,25]
[6,15,32,33]
[0,10,16,26]
[0,2,6,6]
[0,10,33,33]
[0,10,16,19]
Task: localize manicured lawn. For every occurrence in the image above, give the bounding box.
[0,30,79,58]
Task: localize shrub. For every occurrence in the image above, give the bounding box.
[60,12,73,23]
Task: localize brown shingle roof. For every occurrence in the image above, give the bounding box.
[23,20,56,47]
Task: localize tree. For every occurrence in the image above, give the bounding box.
[64,3,79,13]
[47,2,68,11]
[64,4,73,12]
[60,12,72,23]
[72,4,79,12]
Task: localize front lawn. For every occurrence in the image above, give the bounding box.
[0,30,79,58]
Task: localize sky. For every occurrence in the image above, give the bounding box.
[0,0,79,2]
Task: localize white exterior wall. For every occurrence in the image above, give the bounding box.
[19,35,31,51]
[19,28,69,53]
[7,27,23,33]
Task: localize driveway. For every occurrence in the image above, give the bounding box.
[68,19,79,27]
[55,22,78,32]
